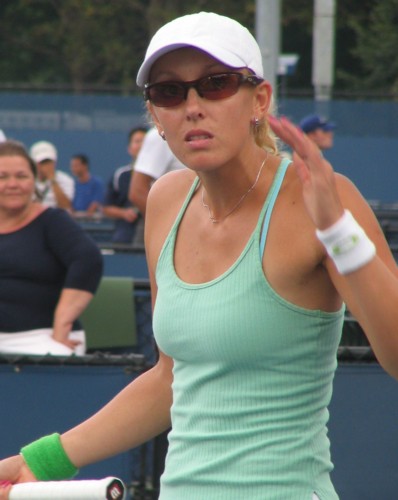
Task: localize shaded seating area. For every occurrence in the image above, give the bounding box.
[101,250,149,280]
[372,204,398,251]
[72,214,145,252]
[81,276,137,353]
[73,214,117,245]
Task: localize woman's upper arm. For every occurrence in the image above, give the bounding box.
[337,174,397,274]
[46,210,103,292]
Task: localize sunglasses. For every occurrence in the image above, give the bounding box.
[144,72,263,108]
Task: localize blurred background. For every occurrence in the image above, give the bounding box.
[0,0,397,202]
[1,2,398,499]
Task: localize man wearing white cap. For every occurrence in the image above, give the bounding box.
[30,140,74,209]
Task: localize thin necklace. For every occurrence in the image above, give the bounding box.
[201,152,268,224]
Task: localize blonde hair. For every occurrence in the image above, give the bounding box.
[254,94,280,155]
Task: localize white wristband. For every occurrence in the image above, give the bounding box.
[316,210,376,274]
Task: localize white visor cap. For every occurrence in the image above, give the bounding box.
[136,11,264,87]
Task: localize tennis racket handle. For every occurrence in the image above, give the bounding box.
[9,476,125,499]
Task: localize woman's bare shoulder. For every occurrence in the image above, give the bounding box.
[149,168,196,199]
[147,169,197,219]
[145,169,197,268]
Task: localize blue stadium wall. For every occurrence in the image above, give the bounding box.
[0,93,397,203]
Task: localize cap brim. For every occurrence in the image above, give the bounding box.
[322,123,336,131]
[32,155,57,163]
[137,42,248,87]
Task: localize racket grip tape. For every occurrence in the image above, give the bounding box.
[9,476,125,500]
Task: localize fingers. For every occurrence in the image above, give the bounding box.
[269,114,334,176]
[123,209,138,222]
[292,152,311,186]
[57,338,81,351]
[0,481,11,500]
[269,115,320,180]
[70,339,82,346]
[268,115,344,229]
[271,115,324,162]
[268,115,304,149]
[67,340,82,350]
[269,114,303,145]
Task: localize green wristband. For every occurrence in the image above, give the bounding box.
[20,433,78,481]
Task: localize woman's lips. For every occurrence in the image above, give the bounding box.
[185,130,213,142]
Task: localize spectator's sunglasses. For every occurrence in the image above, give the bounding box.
[144,72,263,108]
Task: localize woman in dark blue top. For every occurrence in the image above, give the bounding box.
[0,140,103,355]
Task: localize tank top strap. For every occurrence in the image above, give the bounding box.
[169,175,200,238]
[258,157,291,259]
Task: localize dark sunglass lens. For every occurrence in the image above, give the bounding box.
[200,74,241,100]
[149,83,185,107]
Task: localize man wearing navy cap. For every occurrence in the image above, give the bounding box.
[299,114,336,151]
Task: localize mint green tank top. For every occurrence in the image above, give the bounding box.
[153,159,344,500]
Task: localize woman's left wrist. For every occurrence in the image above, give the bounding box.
[316,210,376,274]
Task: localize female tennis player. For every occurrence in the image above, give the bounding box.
[1,11,398,500]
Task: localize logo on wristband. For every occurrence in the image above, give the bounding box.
[332,234,360,256]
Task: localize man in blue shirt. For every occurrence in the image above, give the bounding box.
[70,154,105,215]
[103,126,148,244]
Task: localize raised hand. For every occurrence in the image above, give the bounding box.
[268,115,344,230]
[0,481,11,500]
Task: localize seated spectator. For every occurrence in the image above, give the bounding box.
[70,153,105,216]
[129,126,185,216]
[102,126,148,244]
[30,140,74,209]
[0,140,103,356]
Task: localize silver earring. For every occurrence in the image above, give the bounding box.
[160,131,166,141]
[253,117,260,128]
